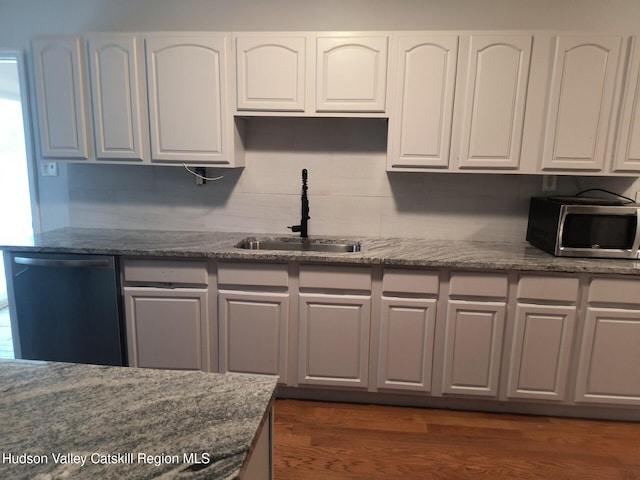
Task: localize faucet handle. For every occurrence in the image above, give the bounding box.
[288,225,302,233]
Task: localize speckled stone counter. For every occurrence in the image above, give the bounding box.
[2,226,640,275]
[0,359,277,480]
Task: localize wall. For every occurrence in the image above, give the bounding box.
[66,118,638,241]
[2,0,640,239]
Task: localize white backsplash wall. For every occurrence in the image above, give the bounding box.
[67,117,640,242]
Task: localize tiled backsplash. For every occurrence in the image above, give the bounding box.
[66,117,640,242]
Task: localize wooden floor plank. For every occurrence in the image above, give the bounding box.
[274,399,640,480]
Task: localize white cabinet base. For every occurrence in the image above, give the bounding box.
[298,293,371,388]
[124,287,209,370]
[377,297,436,392]
[219,290,289,382]
[442,300,506,397]
[575,307,640,405]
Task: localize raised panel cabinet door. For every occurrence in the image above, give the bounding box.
[442,300,506,397]
[507,304,576,401]
[575,307,640,405]
[145,35,228,163]
[124,287,208,371]
[458,35,532,169]
[87,35,146,161]
[316,36,388,113]
[388,35,458,169]
[235,36,306,111]
[613,36,640,172]
[377,297,437,392]
[542,35,622,171]
[298,293,371,387]
[218,290,289,382]
[32,37,89,159]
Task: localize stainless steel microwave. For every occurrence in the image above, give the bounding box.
[526,196,640,259]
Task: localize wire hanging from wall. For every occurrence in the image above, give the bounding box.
[182,163,224,182]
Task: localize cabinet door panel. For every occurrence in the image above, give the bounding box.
[88,35,146,161]
[442,300,505,397]
[236,36,306,111]
[389,35,458,169]
[508,304,576,400]
[32,37,89,159]
[575,308,640,405]
[542,35,622,171]
[614,36,640,172]
[377,297,436,392]
[458,35,532,169]
[298,293,370,387]
[124,287,208,370]
[316,36,388,112]
[146,35,227,163]
[219,291,289,382]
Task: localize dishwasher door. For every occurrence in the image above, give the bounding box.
[10,252,126,366]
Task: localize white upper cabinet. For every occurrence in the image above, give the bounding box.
[457,35,532,169]
[613,36,640,172]
[388,33,533,172]
[541,35,623,171]
[32,37,89,160]
[87,35,147,161]
[145,34,230,164]
[235,35,306,112]
[233,32,389,115]
[316,35,388,113]
[388,35,458,169]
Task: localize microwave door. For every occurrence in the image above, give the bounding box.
[559,205,640,258]
[632,208,640,258]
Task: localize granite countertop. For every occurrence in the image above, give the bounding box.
[0,359,277,480]
[2,227,640,275]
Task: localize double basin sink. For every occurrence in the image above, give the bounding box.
[235,236,361,253]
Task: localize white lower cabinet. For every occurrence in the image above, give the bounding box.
[118,256,640,416]
[442,300,506,397]
[507,304,576,401]
[377,298,436,392]
[575,277,640,405]
[298,293,371,387]
[506,275,579,401]
[217,262,290,384]
[124,287,209,370]
[297,265,372,388]
[218,290,289,381]
[377,268,439,392]
[441,272,508,397]
[122,258,210,371]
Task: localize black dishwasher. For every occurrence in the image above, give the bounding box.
[9,252,126,366]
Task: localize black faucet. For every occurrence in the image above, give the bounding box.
[288,168,310,238]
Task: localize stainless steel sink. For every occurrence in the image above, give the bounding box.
[235,237,361,253]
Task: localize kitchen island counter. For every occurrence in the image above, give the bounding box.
[0,359,277,480]
[2,227,640,275]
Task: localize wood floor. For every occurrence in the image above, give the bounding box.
[274,399,640,480]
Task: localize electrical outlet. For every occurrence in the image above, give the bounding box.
[194,167,206,185]
[542,175,557,192]
[41,161,58,177]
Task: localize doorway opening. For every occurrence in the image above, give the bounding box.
[0,52,38,358]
